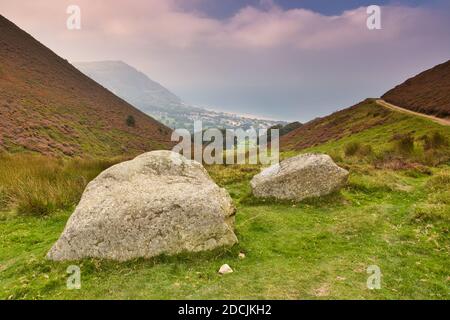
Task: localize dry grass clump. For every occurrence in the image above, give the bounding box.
[0,153,119,215]
[344,141,373,157]
[411,173,450,223]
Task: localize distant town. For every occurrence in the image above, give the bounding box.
[153,106,287,131]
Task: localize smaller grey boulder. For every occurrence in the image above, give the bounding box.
[250,153,348,201]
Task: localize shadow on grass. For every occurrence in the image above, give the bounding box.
[44,245,243,274]
[238,190,349,209]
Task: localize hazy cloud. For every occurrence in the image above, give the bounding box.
[1,0,449,120]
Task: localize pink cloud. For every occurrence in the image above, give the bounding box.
[1,0,441,50]
[0,0,449,120]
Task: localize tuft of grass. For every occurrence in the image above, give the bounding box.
[411,173,450,223]
[412,203,449,223]
[425,172,450,190]
[206,164,260,187]
[0,154,120,216]
[423,132,448,151]
[344,142,373,158]
[344,142,360,156]
[392,133,415,155]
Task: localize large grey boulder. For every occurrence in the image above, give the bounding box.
[47,150,237,261]
[250,153,348,201]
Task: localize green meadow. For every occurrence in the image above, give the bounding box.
[0,109,449,300]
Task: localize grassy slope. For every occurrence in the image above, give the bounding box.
[283,105,450,158]
[281,99,450,152]
[280,99,395,150]
[0,105,449,299]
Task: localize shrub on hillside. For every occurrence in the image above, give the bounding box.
[371,150,421,171]
[344,141,373,157]
[422,131,448,151]
[392,133,414,155]
[422,149,450,166]
[126,115,136,127]
[344,142,359,156]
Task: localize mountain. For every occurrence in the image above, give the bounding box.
[382,60,450,118]
[0,15,172,157]
[74,61,190,115]
[75,61,285,131]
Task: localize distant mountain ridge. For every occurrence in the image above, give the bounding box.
[75,61,285,131]
[75,61,194,115]
[382,60,450,118]
[0,15,172,157]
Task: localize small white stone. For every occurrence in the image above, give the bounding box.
[238,252,246,259]
[218,264,233,274]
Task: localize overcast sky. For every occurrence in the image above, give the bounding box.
[1,0,449,121]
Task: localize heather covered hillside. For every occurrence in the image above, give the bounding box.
[382,60,450,118]
[0,15,172,157]
[281,99,450,156]
[281,99,395,150]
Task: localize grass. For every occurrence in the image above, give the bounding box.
[344,141,374,157]
[0,155,449,299]
[0,104,449,299]
[411,173,450,223]
[283,100,450,158]
[0,154,121,215]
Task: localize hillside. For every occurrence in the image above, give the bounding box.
[0,15,172,157]
[269,121,303,136]
[382,60,450,118]
[282,60,450,152]
[281,99,398,150]
[281,98,450,157]
[75,61,285,131]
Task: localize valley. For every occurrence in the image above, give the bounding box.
[1,93,449,298]
[75,61,285,132]
[0,11,449,301]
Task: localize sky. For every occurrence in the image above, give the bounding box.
[1,0,449,121]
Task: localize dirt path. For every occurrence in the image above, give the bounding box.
[376,99,450,126]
